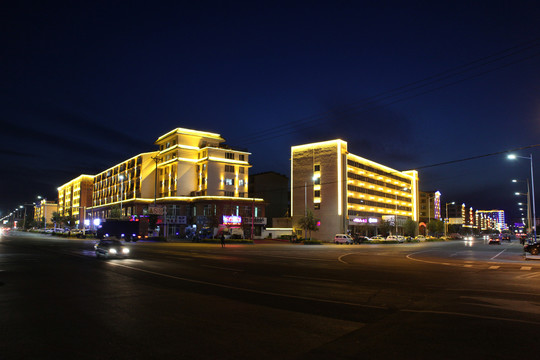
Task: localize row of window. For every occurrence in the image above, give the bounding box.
[347,159,410,184]
[347,172,412,192]
[348,197,412,212]
[347,185,411,203]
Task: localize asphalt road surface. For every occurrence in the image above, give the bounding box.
[1,232,539,359]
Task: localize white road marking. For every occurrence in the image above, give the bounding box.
[201,265,244,272]
[521,266,532,271]
[489,266,500,270]
[490,249,506,260]
[463,265,472,268]
[107,262,540,325]
[282,275,352,283]
[338,253,358,264]
[106,262,386,309]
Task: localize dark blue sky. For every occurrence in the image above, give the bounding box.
[2,1,540,221]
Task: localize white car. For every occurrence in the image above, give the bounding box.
[334,234,353,244]
[386,235,398,241]
[397,235,405,243]
[415,235,426,241]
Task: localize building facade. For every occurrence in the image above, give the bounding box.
[83,127,265,238]
[291,139,419,241]
[57,175,94,229]
[33,199,58,228]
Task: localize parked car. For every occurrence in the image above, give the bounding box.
[397,236,405,243]
[353,235,370,244]
[370,235,385,241]
[386,235,398,241]
[524,242,540,255]
[95,239,130,259]
[415,235,426,241]
[334,234,353,244]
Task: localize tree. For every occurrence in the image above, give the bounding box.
[378,220,391,237]
[297,210,319,240]
[51,212,62,229]
[109,205,122,219]
[403,219,418,237]
[428,219,444,236]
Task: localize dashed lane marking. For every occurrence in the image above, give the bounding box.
[489,266,500,270]
[521,266,532,271]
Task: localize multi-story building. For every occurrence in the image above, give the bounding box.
[476,210,508,231]
[85,127,265,238]
[57,175,94,229]
[291,139,419,241]
[419,191,441,221]
[33,199,58,228]
[91,152,157,219]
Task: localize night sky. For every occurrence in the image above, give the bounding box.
[2,1,540,222]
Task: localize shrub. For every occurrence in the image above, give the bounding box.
[302,240,322,245]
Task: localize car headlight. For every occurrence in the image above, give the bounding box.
[122,248,129,254]
[109,248,117,254]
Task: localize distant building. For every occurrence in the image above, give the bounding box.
[249,172,289,227]
[57,175,94,229]
[419,190,441,221]
[291,139,419,241]
[33,199,58,228]
[476,210,508,231]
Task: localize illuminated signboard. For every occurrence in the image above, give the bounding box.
[223,215,242,226]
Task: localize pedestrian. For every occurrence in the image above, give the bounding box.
[221,233,225,247]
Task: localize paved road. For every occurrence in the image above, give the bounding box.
[1,232,539,359]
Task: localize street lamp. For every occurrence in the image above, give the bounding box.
[119,174,125,217]
[508,154,536,242]
[445,201,455,237]
[37,196,47,229]
[512,179,532,235]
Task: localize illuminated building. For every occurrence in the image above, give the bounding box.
[84,127,265,238]
[291,139,419,241]
[418,191,441,234]
[57,175,94,229]
[33,199,58,228]
[476,210,508,231]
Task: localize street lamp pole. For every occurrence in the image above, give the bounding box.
[445,201,455,238]
[512,179,532,235]
[509,154,536,242]
[119,174,125,217]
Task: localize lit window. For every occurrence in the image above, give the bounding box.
[239,179,244,186]
[225,178,234,186]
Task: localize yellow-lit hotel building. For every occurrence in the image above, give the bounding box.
[57,175,94,227]
[77,127,265,238]
[291,140,419,241]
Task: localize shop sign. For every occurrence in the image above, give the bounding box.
[244,217,267,225]
[350,217,379,225]
[165,216,187,224]
[223,215,242,226]
[148,206,164,215]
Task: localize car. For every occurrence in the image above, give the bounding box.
[415,235,426,241]
[95,239,130,259]
[370,235,385,241]
[386,235,397,241]
[397,235,405,243]
[334,234,353,244]
[524,242,540,255]
[488,236,501,245]
[353,235,370,244]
